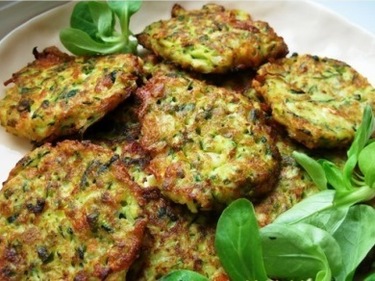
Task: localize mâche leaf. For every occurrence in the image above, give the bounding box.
[273,190,336,225]
[292,151,327,190]
[260,223,341,281]
[60,0,142,55]
[319,159,346,191]
[346,105,375,160]
[342,105,375,191]
[107,0,142,36]
[60,28,125,56]
[215,199,268,281]
[333,205,375,281]
[88,1,115,38]
[364,273,375,281]
[358,141,375,187]
[70,2,103,39]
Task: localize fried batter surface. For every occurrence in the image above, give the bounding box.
[137,74,280,212]
[137,4,288,74]
[0,140,146,280]
[0,47,143,143]
[253,54,375,149]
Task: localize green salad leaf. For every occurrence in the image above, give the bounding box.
[358,141,375,188]
[261,223,342,281]
[60,0,142,55]
[333,204,375,280]
[273,190,336,225]
[292,151,328,190]
[215,198,268,281]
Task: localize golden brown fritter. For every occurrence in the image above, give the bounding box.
[0,140,147,280]
[137,3,288,74]
[137,74,281,212]
[128,192,229,281]
[0,46,143,143]
[253,53,375,149]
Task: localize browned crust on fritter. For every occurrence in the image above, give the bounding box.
[136,74,280,212]
[252,53,375,149]
[0,140,147,280]
[0,47,143,143]
[137,3,288,74]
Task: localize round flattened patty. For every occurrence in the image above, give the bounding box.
[0,47,143,143]
[137,3,288,74]
[137,75,281,212]
[0,140,147,280]
[253,54,375,149]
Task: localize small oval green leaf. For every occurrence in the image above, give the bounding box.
[333,204,375,280]
[59,28,124,56]
[273,190,335,225]
[107,0,142,36]
[347,105,375,159]
[87,1,115,37]
[358,141,375,187]
[260,223,334,281]
[292,151,327,190]
[70,2,99,39]
[319,159,345,191]
[215,198,268,281]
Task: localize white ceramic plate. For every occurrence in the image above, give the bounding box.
[1,0,375,184]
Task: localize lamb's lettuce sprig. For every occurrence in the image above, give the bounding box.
[60,0,142,56]
[272,104,375,280]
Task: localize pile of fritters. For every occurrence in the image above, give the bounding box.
[0,3,373,280]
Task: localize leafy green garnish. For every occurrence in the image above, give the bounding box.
[333,204,375,280]
[261,223,342,281]
[60,0,142,55]
[215,199,268,281]
[358,141,375,188]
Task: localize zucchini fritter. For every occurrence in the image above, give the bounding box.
[0,140,147,280]
[137,4,288,74]
[0,47,143,143]
[137,74,281,212]
[253,53,375,149]
[128,193,228,281]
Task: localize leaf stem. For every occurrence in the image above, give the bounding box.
[334,186,375,207]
